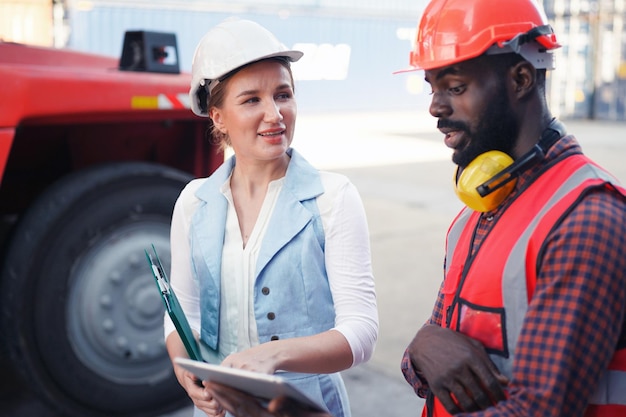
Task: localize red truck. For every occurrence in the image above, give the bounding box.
[0,32,222,416]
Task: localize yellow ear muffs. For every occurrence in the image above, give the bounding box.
[454,150,517,212]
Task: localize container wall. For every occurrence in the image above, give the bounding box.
[64,0,432,113]
[545,0,626,120]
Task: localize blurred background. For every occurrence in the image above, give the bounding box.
[2,0,626,119]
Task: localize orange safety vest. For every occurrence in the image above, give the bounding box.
[425,154,626,417]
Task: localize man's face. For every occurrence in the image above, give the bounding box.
[424,56,519,168]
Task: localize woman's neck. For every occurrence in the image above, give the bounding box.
[230,153,290,197]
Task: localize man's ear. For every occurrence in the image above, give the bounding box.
[510,61,536,99]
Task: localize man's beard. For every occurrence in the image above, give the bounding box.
[450,87,519,168]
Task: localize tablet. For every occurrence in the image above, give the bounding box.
[174,357,327,412]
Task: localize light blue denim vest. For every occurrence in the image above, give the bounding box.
[189,149,350,417]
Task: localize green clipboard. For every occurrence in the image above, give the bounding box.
[145,244,204,362]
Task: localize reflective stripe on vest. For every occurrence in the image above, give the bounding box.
[589,350,626,406]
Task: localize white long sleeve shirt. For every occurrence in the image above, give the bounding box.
[165,169,378,367]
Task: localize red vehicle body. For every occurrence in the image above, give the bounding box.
[0,34,222,417]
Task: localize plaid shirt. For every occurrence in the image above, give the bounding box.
[401,134,626,416]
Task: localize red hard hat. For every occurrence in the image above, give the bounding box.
[398,0,561,72]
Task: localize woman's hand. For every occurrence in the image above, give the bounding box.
[220,331,352,376]
[166,332,227,416]
[221,343,280,374]
[175,365,225,417]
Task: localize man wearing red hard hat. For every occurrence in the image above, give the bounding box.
[399,0,626,416]
[199,1,626,416]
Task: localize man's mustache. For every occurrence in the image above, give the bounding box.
[437,119,469,132]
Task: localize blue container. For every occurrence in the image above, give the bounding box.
[65,0,432,113]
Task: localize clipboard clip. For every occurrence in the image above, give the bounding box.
[145,244,172,311]
[145,245,204,362]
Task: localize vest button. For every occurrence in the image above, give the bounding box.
[267,312,275,320]
[262,287,270,295]
[271,335,279,341]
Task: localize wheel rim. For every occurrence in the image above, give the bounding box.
[67,221,172,384]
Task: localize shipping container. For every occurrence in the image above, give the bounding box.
[6,0,626,120]
[63,0,432,113]
[545,0,626,120]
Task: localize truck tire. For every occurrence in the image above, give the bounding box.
[0,162,194,417]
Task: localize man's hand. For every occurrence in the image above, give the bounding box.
[205,382,333,417]
[408,324,509,414]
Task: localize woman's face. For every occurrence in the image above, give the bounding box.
[209,60,296,162]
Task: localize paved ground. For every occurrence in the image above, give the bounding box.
[3,111,625,417]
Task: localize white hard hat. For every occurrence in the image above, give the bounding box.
[190,18,303,116]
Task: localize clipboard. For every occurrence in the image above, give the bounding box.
[145,245,203,362]
[174,357,328,413]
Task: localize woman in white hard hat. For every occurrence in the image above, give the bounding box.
[164,18,378,417]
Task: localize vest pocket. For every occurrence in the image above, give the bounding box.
[457,298,507,357]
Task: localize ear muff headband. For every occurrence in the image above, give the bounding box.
[454,119,566,212]
[476,144,544,197]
